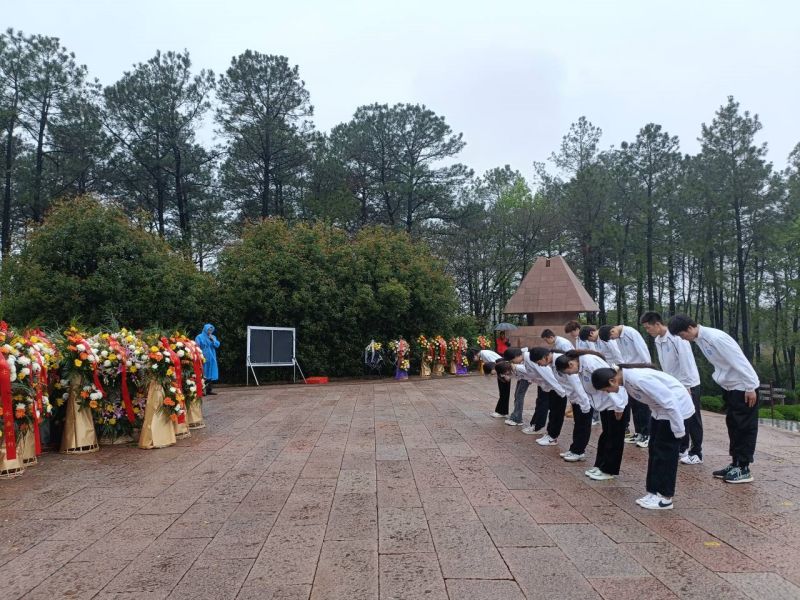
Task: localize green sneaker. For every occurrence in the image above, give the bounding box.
[724,466,753,484]
[712,463,735,479]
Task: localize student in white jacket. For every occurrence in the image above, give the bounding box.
[640,312,704,465]
[668,314,760,484]
[529,347,592,461]
[599,324,653,448]
[555,349,629,481]
[541,329,574,353]
[517,348,569,445]
[592,365,695,510]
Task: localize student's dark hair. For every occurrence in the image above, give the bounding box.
[591,368,618,390]
[494,360,513,376]
[618,363,659,370]
[578,325,596,341]
[564,320,581,334]
[668,314,697,336]
[502,347,523,361]
[597,325,614,342]
[639,312,663,326]
[541,328,555,339]
[553,348,606,372]
[529,346,558,362]
[482,362,494,375]
[467,348,480,362]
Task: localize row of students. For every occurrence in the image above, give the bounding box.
[479,312,759,509]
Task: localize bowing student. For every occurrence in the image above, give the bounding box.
[564,321,581,348]
[555,349,629,481]
[640,312,704,465]
[668,314,760,484]
[599,324,653,448]
[504,348,533,427]
[541,329,574,353]
[591,364,695,510]
[529,347,592,461]
[471,348,502,374]
[515,348,569,445]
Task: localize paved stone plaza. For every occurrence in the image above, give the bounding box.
[2,376,800,599]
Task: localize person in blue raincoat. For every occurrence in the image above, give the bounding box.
[195,323,220,395]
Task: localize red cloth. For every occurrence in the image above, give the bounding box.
[496,338,509,356]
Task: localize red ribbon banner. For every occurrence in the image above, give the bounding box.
[160,338,185,424]
[0,351,17,460]
[108,339,135,425]
[77,338,105,398]
[188,342,204,399]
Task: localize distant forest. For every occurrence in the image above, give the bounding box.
[2,28,799,387]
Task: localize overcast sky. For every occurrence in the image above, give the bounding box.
[8,0,800,177]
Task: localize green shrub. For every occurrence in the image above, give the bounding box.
[214,220,459,381]
[701,395,724,413]
[0,197,213,329]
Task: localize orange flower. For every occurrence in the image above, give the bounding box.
[163,398,175,406]
[0,407,3,417]
[89,400,98,409]
[79,352,88,360]
[80,390,90,399]
[15,408,25,419]
[169,414,178,422]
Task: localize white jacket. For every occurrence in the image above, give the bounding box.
[694,326,759,392]
[521,351,566,396]
[479,349,502,363]
[576,354,628,412]
[617,326,651,363]
[622,368,695,437]
[597,339,623,365]
[654,332,700,388]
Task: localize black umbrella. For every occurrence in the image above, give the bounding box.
[494,322,518,331]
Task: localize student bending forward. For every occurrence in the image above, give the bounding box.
[592,365,695,510]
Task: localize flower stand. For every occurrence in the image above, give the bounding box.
[394,368,409,381]
[138,381,176,450]
[173,417,191,440]
[19,432,37,466]
[61,375,99,454]
[0,445,24,478]
[187,401,205,429]
[432,363,445,376]
[420,362,432,377]
[449,360,458,375]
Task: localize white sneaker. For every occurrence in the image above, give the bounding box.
[585,467,601,476]
[636,436,650,449]
[678,450,689,460]
[640,494,674,510]
[563,452,585,462]
[680,454,703,465]
[624,433,640,444]
[592,418,600,426]
[588,471,616,481]
[521,426,540,435]
[536,434,558,446]
[635,493,658,507]
[504,419,522,426]
[490,412,507,418]
[559,450,570,457]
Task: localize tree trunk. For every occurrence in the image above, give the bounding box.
[2,121,15,257]
[734,205,751,359]
[172,146,190,251]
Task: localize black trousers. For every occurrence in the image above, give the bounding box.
[546,392,568,438]
[679,385,704,457]
[569,405,593,454]
[723,389,759,466]
[631,397,651,436]
[494,376,510,415]
[646,418,681,497]
[530,386,550,429]
[594,409,627,475]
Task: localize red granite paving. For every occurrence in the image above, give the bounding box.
[2,377,800,600]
